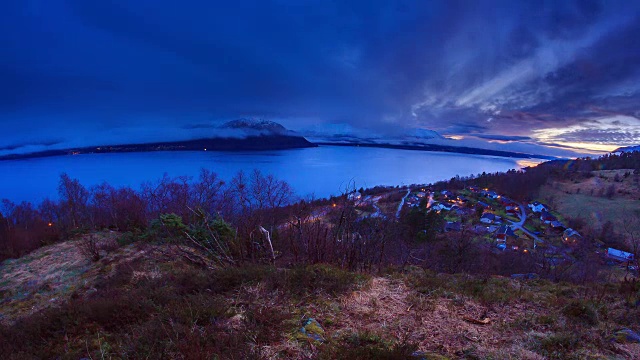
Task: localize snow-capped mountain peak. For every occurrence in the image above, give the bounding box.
[220,119,288,133]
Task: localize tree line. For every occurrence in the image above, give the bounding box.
[0,169,293,261]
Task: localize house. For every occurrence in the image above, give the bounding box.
[499,196,514,205]
[496,226,518,251]
[505,205,518,215]
[477,201,490,209]
[348,191,362,201]
[606,248,635,262]
[468,186,479,192]
[480,212,500,224]
[457,195,469,203]
[485,191,499,199]
[540,210,557,224]
[528,201,548,213]
[480,189,499,198]
[416,191,426,198]
[471,225,489,234]
[496,225,517,241]
[444,221,462,232]
[441,190,455,198]
[550,221,566,230]
[562,228,581,244]
[431,202,451,211]
[456,207,474,216]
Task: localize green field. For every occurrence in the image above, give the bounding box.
[542,191,640,230]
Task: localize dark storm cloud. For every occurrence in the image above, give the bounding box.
[1,0,639,151]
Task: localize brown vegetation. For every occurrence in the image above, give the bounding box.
[1,244,640,359]
[1,151,640,358]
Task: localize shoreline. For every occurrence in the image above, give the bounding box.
[315,142,556,160]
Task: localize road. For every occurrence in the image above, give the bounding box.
[396,189,411,219]
[508,203,544,246]
[365,195,386,219]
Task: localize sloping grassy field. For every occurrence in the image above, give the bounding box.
[539,169,640,231]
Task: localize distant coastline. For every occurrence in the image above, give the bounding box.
[0,137,556,161]
[315,142,556,160]
[0,135,317,161]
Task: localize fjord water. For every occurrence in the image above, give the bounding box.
[0,146,537,203]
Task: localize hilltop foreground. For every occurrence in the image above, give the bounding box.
[1,233,639,359]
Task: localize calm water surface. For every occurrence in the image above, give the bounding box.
[0,146,540,203]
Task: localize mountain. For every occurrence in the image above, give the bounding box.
[0,120,316,161]
[301,124,442,145]
[404,128,442,141]
[220,119,289,134]
[614,145,640,153]
[302,124,554,159]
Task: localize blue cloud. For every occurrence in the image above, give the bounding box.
[0,0,639,150]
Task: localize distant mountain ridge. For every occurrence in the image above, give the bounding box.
[303,124,553,159]
[1,118,560,161]
[0,119,316,161]
[302,124,442,144]
[614,145,640,153]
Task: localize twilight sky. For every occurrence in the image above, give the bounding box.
[1,0,640,154]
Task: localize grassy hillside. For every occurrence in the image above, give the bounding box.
[538,169,640,231]
[2,234,640,359]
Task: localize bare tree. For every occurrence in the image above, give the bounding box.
[58,173,89,232]
[618,209,640,271]
[190,169,227,216]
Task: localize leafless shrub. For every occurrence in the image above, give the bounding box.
[77,234,101,262]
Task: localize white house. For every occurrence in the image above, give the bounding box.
[528,201,548,213]
[347,191,362,201]
[431,203,451,211]
[606,248,635,262]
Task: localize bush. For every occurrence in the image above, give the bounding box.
[534,332,581,359]
[145,213,187,243]
[174,265,272,295]
[117,230,141,246]
[77,234,101,261]
[268,264,367,297]
[563,300,599,326]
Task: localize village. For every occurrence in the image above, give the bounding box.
[340,184,637,276]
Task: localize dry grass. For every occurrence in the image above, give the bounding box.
[336,276,544,358]
[3,237,640,359]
